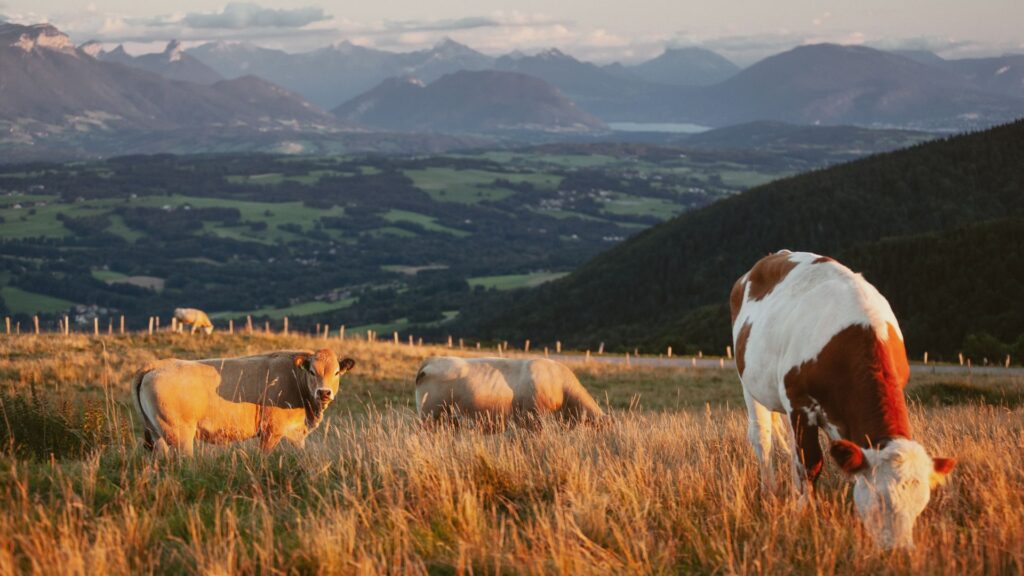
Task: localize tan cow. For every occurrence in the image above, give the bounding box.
[133,349,355,456]
[174,307,214,334]
[415,356,607,428]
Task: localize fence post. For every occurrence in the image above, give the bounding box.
[447,335,453,348]
[34,316,40,335]
[475,342,480,350]
[958,352,964,366]
[726,345,732,360]
[1006,355,1012,369]
[524,339,530,353]
[408,334,414,346]
[719,358,725,369]
[171,317,177,333]
[323,324,329,340]
[316,323,321,337]
[247,315,253,334]
[698,351,703,359]
[691,357,697,367]
[149,317,154,335]
[120,315,125,335]
[598,342,604,355]
[459,338,465,350]
[625,352,631,367]
[283,317,288,335]
[556,341,561,354]
[108,319,113,334]
[923,351,928,365]
[229,319,235,335]
[667,346,672,358]
[394,331,399,345]
[94,317,99,336]
[544,346,549,357]
[4,317,9,335]
[418,337,423,347]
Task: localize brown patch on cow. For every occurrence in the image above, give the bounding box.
[729,276,747,324]
[812,255,835,264]
[784,324,912,448]
[735,322,753,376]
[830,439,868,473]
[747,252,799,301]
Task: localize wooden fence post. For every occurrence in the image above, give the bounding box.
[459,338,465,350]
[283,317,288,335]
[394,331,399,345]
[447,335,453,348]
[246,315,253,334]
[108,319,113,334]
[120,315,125,335]
[475,342,480,350]
[698,351,703,359]
[691,357,697,367]
[598,342,604,355]
[418,337,423,347]
[316,323,321,337]
[4,317,9,335]
[229,319,234,335]
[923,352,929,364]
[94,317,99,336]
[524,339,530,353]
[408,334,414,346]
[323,324,329,339]
[170,317,177,333]
[556,341,561,354]
[1006,355,1012,369]
[339,326,345,341]
[726,346,732,359]
[148,317,154,335]
[958,352,964,366]
[667,346,672,358]
[265,321,270,334]
[719,358,725,369]
[34,316,40,335]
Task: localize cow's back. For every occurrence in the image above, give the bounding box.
[732,251,905,413]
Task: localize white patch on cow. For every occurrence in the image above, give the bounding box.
[733,251,901,414]
[851,439,935,550]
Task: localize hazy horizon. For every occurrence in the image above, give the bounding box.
[2,1,1022,65]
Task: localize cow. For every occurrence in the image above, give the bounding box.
[133,349,355,456]
[730,250,955,550]
[415,357,607,429]
[174,307,214,335]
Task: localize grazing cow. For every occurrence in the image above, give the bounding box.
[415,357,607,428]
[133,350,355,456]
[731,250,955,549]
[174,307,214,335]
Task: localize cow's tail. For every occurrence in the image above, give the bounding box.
[132,368,158,450]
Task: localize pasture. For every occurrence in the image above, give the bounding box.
[0,332,1021,574]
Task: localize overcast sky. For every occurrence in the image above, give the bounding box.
[2,0,1022,64]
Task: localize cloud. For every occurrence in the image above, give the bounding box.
[381,17,503,34]
[151,3,329,30]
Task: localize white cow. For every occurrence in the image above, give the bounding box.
[730,250,955,549]
[415,357,607,428]
[174,308,214,335]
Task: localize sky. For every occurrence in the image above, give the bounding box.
[2,0,1022,64]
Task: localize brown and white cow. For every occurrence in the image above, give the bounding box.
[415,357,607,428]
[174,307,214,335]
[731,250,955,550]
[133,350,355,456]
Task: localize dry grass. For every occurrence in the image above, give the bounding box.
[0,333,1022,575]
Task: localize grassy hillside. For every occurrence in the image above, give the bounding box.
[458,120,1024,360]
[0,333,1021,573]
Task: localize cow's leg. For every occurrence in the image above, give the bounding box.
[259,431,283,453]
[787,410,824,497]
[160,422,196,457]
[743,388,776,491]
[191,324,199,335]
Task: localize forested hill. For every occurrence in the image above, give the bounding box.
[457,120,1024,360]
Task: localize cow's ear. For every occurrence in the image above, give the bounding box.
[830,439,868,474]
[293,354,312,372]
[337,357,355,375]
[930,457,956,488]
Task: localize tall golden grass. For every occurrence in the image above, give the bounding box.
[0,333,1021,575]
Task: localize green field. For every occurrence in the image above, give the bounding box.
[599,192,685,219]
[382,209,470,237]
[0,286,75,314]
[212,298,356,320]
[468,271,569,290]
[405,167,562,204]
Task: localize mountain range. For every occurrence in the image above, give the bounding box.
[333,71,605,133]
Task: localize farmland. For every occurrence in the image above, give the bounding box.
[0,332,1021,574]
[0,145,810,338]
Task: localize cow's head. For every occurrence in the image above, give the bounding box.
[294,350,356,410]
[203,325,214,335]
[831,438,955,550]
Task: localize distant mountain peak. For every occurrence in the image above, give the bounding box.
[537,47,571,61]
[163,39,184,62]
[79,39,104,58]
[2,22,76,55]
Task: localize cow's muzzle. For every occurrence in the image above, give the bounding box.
[316,389,333,403]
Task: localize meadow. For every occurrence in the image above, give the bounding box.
[0,332,1021,575]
